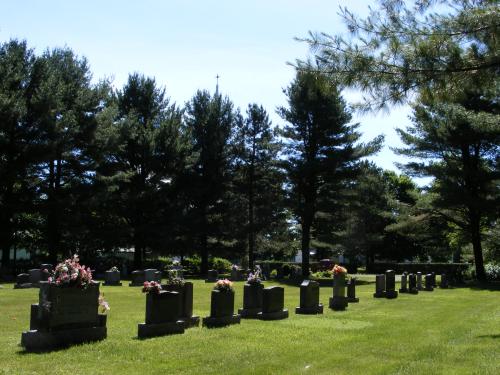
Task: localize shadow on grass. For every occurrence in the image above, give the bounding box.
[476,334,500,339]
[16,343,73,355]
[450,281,500,291]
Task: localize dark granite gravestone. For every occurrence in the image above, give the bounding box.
[29,269,42,287]
[137,291,185,338]
[416,272,423,290]
[258,286,289,320]
[399,272,409,293]
[205,269,219,283]
[129,270,145,286]
[408,273,419,294]
[238,283,264,318]
[431,272,437,287]
[14,273,31,289]
[424,274,434,291]
[329,273,349,310]
[162,282,200,328]
[439,273,449,289]
[21,281,107,351]
[202,290,241,327]
[144,269,161,282]
[373,274,386,298]
[385,270,398,299]
[296,280,323,314]
[104,270,122,286]
[347,277,359,303]
[230,269,245,281]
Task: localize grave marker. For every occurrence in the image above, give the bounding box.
[373,274,386,298]
[258,286,289,320]
[296,280,323,314]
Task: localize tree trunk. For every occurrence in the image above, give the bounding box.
[47,158,59,264]
[248,181,255,270]
[470,215,486,281]
[301,220,311,278]
[133,223,143,269]
[200,206,209,276]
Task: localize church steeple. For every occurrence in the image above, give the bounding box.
[215,74,220,96]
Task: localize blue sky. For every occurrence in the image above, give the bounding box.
[1,0,415,176]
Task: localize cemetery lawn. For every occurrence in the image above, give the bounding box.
[1,281,499,375]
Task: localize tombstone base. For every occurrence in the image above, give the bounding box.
[409,289,419,294]
[202,314,241,328]
[258,309,289,320]
[104,282,122,286]
[373,292,386,298]
[423,287,434,292]
[347,297,359,303]
[238,307,262,319]
[329,297,348,310]
[180,315,200,328]
[14,283,33,289]
[21,326,107,352]
[138,321,185,338]
[295,304,323,314]
[399,288,408,293]
[385,290,398,299]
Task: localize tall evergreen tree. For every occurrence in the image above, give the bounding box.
[97,73,184,268]
[184,90,235,275]
[232,104,284,269]
[279,70,382,277]
[30,47,106,262]
[395,91,499,280]
[0,40,39,268]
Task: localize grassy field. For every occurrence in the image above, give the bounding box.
[0,280,499,375]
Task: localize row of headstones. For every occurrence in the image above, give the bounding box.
[21,276,357,351]
[14,264,54,289]
[374,270,450,298]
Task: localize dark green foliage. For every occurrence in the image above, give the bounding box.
[95,73,186,268]
[183,91,236,275]
[279,69,383,277]
[395,91,499,280]
[232,104,287,268]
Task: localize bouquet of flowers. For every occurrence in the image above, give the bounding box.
[231,264,239,271]
[247,265,262,285]
[332,264,348,276]
[142,281,162,294]
[108,266,119,272]
[214,279,233,292]
[48,254,93,288]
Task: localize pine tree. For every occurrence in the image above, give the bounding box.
[279,70,382,277]
[184,90,236,275]
[232,104,285,269]
[395,90,499,280]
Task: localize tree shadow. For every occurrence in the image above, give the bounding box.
[476,334,500,339]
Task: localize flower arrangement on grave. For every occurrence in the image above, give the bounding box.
[48,254,93,288]
[247,266,263,285]
[108,266,119,272]
[98,293,110,315]
[163,269,185,286]
[214,279,234,292]
[332,264,348,276]
[142,281,162,294]
[231,264,239,271]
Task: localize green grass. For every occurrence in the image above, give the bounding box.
[1,280,499,375]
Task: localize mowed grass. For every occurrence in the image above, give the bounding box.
[0,280,499,375]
